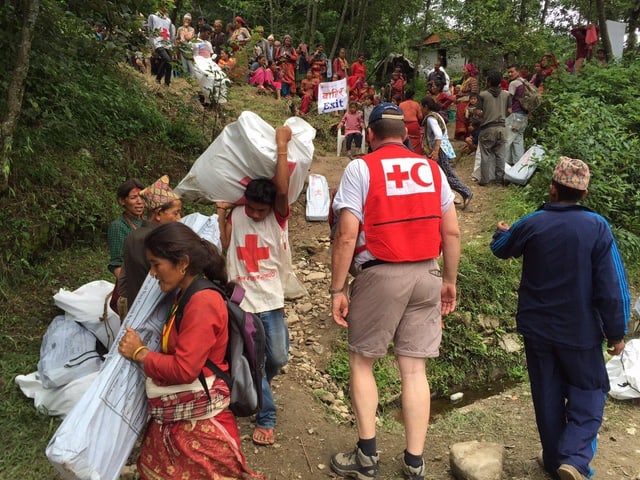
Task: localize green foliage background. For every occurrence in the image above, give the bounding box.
[0,1,639,475]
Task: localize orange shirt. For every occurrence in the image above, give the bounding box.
[399,99,423,123]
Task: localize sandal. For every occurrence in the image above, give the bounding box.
[252,426,275,446]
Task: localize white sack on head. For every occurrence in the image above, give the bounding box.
[53,280,120,350]
[193,56,230,104]
[174,111,316,205]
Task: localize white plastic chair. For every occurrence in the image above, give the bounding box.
[337,127,366,157]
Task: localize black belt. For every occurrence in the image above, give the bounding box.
[361,259,389,270]
[361,259,436,270]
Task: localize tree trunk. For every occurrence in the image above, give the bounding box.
[353,0,368,58]
[329,0,349,60]
[170,0,182,26]
[625,0,640,55]
[0,0,41,194]
[309,0,319,46]
[268,0,274,34]
[596,0,612,61]
[301,0,312,43]
[518,0,528,24]
[422,0,432,30]
[540,0,550,24]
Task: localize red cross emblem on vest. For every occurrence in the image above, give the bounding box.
[237,234,270,273]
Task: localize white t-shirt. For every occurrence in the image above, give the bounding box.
[333,155,455,267]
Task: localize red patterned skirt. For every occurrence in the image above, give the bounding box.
[137,408,263,479]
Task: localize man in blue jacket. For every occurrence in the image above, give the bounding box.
[490,156,630,480]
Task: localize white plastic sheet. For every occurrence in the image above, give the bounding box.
[504,145,544,186]
[46,216,218,480]
[174,111,316,205]
[607,339,640,400]
[53,280,120,350]
[192,56,230,104]
[305,174,330,221]
[15,371,99,418]
[37,315,103,388]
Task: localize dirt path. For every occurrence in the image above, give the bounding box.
[240,151,640,480]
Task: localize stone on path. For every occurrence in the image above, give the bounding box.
[449,441,503,480]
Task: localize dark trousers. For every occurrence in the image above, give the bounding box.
[524,337,608,479]
[345,132,362,151]
[155,47,172,86]
[437,149,471,200]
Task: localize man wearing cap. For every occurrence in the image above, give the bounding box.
[265,34,276,63]
[118,175,182,319]
[490,157,630,480]
[330,103,461,480]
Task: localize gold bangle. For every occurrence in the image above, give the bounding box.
[277,151,287,155]
[132,345,149,361]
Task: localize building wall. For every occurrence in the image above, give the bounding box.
[417,48,466,80]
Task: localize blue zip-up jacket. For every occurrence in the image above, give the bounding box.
[490,203,630,349]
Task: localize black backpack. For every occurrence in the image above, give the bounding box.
[174,277,266,417]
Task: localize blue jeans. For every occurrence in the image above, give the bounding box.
[255,308,289,429]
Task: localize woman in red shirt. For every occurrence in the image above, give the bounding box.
[118,222,262,480]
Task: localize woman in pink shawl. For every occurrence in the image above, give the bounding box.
[454,63,479,140]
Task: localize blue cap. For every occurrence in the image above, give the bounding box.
[368,102,404,124]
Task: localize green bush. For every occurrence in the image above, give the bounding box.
[525,61,640,267]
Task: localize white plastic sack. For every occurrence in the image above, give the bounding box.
[53,280,120,350]
[180,212,222,251]
[504,145,544,186]
[306,174,330,221]
[38,315,103,388]
[607,339,640,400]
[174,111,316,205]
[193,56,230,104]
[15,371,99,418]
[46,218,219,480]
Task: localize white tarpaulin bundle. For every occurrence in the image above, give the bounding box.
[607,338,640,400]
[53,280,120,350]
[15,371,99,418]
[37,315,104,388]
[192,56,230,105]
[45,213,221,480]
[305,174,330,221]
[174,111,316,205]
[504,145,544,186]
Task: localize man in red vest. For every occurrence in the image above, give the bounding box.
[329,103,461,480]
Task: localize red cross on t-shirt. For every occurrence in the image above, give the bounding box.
[386,164,409,188]
[237,234,270,273]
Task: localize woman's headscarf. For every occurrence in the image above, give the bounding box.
[464,63,479,77]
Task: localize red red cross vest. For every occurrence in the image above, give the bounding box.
[361,144,443,262]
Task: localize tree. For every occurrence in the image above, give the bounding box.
[0,0,41,194]
[329,0,350,60]
[596,0,613,60]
